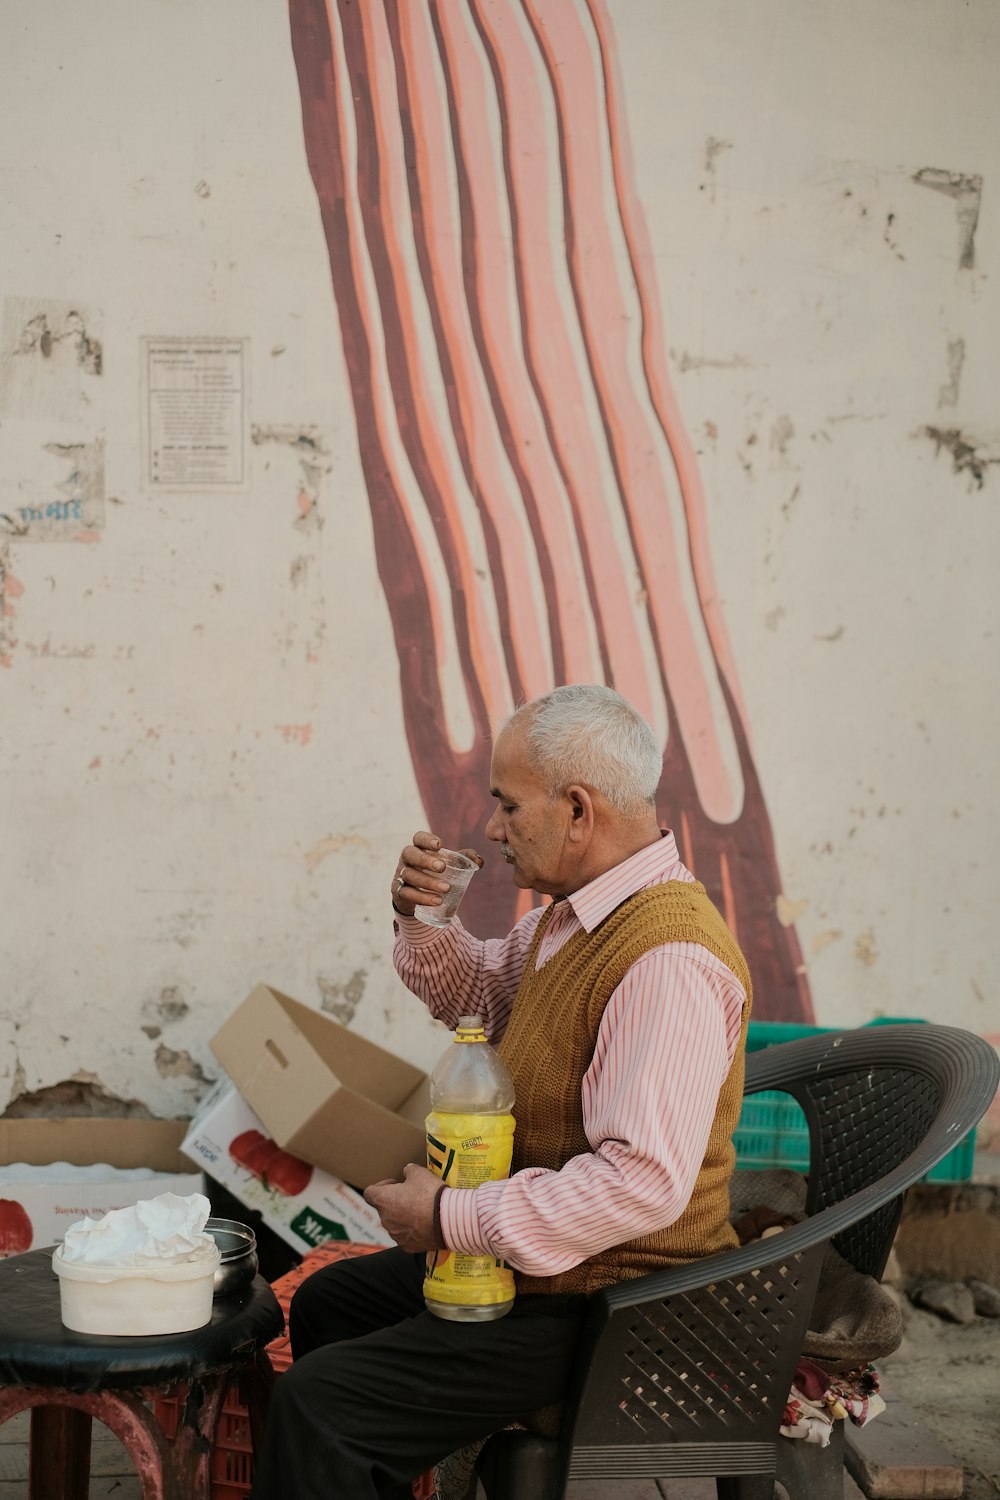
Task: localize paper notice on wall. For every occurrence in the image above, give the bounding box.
[142,337,249,491]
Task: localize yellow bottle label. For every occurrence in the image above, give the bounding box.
[424,1110,515,1308]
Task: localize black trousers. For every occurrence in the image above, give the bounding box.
[249,1247,586,1500]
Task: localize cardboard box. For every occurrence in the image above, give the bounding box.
[0,1118,204,1257]
[210,983,430,1188]
[181,1077,393,1254]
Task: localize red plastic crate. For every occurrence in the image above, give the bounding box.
[153,1241,384,1500]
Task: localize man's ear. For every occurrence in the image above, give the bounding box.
[565,785,595,841]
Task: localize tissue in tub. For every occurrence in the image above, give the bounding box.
[59,1191,215,1266]
[53,1191,221,1335]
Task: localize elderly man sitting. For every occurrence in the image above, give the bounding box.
[250,684,752,1500]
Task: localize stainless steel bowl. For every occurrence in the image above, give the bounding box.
[206,1216,258,1297]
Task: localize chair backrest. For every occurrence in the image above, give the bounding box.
[744,1022,997,1278]
[544,1024,998,1494]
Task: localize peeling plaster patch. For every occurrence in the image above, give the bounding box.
[913,167,983,269]
[920,425,998,489]
[194,179,211,198]
[810,930,842,956]
[253,423,329,659]
[23,639,95,659]
[251,425,327,454]
[826,412,888,425]
[150,908,210,950]
[704,135,732,173]
[251,423,330,532]
[854,930,878,967]
[304,832,369,873]
[700,136,732,202]
[1,1078,155,1120]
[0,544,20,666]
[673,349,752,374]
[0,1022,20,1113]
[317,969,367,1026]
[776,893,809,926]
[276,722,313,746]
[883,211,905,260]
[938,339,965,409]
[154,1046,213,1084]
[1,438,106,542]
[0,298,102,420]
[737,430,759,477]
[781,484,800,518]
[769,415,796,469]
[158,988,189,1023]
[142,985,190,1029]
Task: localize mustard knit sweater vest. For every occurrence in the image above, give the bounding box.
[497,880,752,1298]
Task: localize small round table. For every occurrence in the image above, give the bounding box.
[0,1247,284,1499]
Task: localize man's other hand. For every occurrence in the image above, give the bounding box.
[364,1162,446,1253]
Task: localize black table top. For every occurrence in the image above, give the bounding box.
[0,1248,284,1394]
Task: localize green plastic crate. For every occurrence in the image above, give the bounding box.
[733,1019,976,1182]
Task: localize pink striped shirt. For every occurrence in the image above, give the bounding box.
[393,832,747,1278]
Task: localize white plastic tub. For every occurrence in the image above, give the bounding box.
[52,1243,221,1335]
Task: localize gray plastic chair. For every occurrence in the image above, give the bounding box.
[477,1022,999,1500]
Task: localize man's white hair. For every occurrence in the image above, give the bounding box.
[505,684,662,816]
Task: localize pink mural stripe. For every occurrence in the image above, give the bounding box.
[465,0,662,731]
[343,0,519,716]
[385,0,537,707]
[586,0,749,731]
[521,0,739,825]
[718,848,737,938]
[427,0,605,694]
[386,0,577,702]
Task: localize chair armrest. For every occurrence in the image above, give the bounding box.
[598,1217,829,1316]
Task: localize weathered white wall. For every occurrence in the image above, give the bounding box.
[1,0,997,1123]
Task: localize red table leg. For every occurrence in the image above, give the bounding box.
[30,1405,91,1500]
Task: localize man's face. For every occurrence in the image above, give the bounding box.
[484,721,575,896]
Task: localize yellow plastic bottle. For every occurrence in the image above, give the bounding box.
[424,1015,516,1321]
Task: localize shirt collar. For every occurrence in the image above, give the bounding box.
[564,829,686,934]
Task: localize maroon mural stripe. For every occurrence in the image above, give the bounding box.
[381,0,526,706]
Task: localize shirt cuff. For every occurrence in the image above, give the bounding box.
[392,912,456,945]
[437,1184,497,1256]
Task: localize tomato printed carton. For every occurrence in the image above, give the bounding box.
[181,1077,392,1254]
